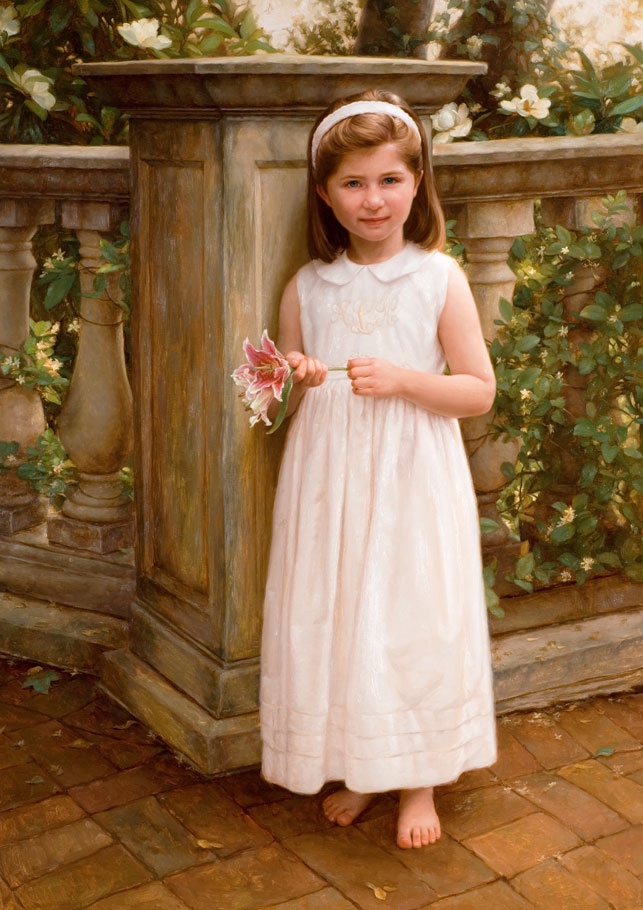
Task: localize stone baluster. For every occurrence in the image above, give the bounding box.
[454,200,535,574]
[47,202,134,554]
[0,199,54,534]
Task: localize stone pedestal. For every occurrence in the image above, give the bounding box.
[76,55,484,773]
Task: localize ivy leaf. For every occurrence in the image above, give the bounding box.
[480,517,500,535]
[22,669,61,694]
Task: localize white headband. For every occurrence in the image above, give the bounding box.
[310,101,422,168]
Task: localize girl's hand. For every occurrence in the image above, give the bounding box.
[347,357,402,397]
[286,351,328,387]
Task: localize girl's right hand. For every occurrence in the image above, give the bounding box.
[286,351,328,387]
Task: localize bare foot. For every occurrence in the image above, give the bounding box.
[397,787,441,849]
[323,788,373,827]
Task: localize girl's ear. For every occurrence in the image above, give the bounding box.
[316,184,331,206]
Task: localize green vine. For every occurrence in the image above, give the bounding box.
[490,193,643,590]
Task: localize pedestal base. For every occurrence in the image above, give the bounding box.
[48,513,134,554]
[0,499,46,535]
[101,648,261,775]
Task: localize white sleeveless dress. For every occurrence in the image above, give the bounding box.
[260,243,497,795]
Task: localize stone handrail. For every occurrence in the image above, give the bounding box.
[0,146,132,553]
[1,125,643,773]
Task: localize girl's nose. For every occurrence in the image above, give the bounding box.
[363,186,383,209]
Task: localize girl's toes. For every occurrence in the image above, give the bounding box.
[397,830,413,849]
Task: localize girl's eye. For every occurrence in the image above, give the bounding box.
[383,176,398,185]
[346,179,360,188]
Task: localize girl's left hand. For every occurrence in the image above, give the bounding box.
[347,357,402,398]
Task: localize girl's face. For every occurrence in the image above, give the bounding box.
[317,142,422,261]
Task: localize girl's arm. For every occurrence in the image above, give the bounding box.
[267,274,327,422]
[347,260,496,418]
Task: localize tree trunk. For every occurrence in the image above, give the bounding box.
[355,0,436,58]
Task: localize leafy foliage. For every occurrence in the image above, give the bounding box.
[490,193,643,588]
[0,0,275,144]
[16,428,79,509]
[428,0,643,141]
[290,0,357,55]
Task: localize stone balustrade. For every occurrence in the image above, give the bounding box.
[0,55,642,773]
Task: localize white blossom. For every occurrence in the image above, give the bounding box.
[500,84,551,120]
[466,35,483,59]
[491,82,511,100]
[580,556,595,571]
[619,117,643,134]
[0,4,20,38]
[117,18,172,50]
[431,102,472,144]
[13,68,56,111]
[560,506,576,524]
[559,569,573,582]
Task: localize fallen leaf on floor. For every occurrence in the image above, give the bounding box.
[196,839,223,849]
[22,669,61,694]
[26,776,44,785]
[113,720,137,730]
[70,739,91,749]
[366,882,396,901]
[595,746,615,757]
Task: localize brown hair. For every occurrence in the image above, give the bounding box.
[307,88,446,263]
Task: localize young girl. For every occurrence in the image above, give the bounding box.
[260,88,497,850]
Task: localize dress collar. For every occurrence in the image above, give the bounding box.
[312,243,432,286]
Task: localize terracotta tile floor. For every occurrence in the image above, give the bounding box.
[0,655,642,909]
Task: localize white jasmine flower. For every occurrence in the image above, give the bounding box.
[491,82,511,100]
[619,117,643,134]
[67,318,81,334]
[12,68,56,110]
[52,249,66,261]
[117,18,172,50]
[15,374,26,385]
[580,556,595,571]
[520,389,533,400]
[565,271,574,280]
[4,453,17,465]
[560,506,576,524]
[559,326,568,336]
[500,84,551,120]
[52,463,65,475]
[431,102,472,143]
[466,35,484,59]
[0,4,19,38]
[561,246,569,254]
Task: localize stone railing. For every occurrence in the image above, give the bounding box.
[1,57,642,773]
[0,145,135,618]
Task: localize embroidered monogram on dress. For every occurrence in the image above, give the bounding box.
[331,296,399,334]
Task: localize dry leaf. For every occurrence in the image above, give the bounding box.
[196,838,224,849]
[113,720,137,730]
[365,882,393,901]
[70,739,91,749]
